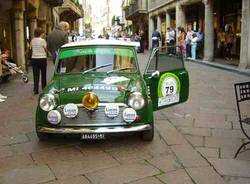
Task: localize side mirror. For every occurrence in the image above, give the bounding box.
[150,70,160,79]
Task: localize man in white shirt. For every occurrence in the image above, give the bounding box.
[166,27,176,54]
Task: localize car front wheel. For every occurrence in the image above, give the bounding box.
[141,123,154,141]
[36,131,50,141]
[36,124,50,141]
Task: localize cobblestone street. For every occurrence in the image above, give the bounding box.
[0,53,250,184]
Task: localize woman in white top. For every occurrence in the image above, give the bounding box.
[30,28,47,94]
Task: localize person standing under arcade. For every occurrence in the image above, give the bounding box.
[47,21,70,63]
[30,28,48,95]
[152,29,161,49]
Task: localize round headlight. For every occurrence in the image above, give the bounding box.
[128,92,145,110]
[82,93,99,110]
[47,110,61,125]
[39,94,57,112]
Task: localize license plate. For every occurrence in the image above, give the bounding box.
[81,133,105,140]
[158,94,180,107]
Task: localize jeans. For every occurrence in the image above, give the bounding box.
[167,40,175,54]
[191,43,197,60]
[225,43,233,59]
[186,44,191,58]
[152,41,159,48]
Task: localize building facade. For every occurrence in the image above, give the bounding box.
[124,0,250,69]
[58,0,83,33]
[0,0,83,71]
[82,0,92,37]
[149,0,250,68]
[123,0,149,48]
[0,0,63,70]
[121,0,133,35]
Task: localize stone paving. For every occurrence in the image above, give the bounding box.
[0,52,250,184]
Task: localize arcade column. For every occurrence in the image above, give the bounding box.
[148,16,154,49]
[203,0,214,61]
[13,0,26,70]
[239,0,250,69]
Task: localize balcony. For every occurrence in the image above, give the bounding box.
[43,0,64,7]
[59,0,83,21]
[148,0,173,10]
[125,0,147,20]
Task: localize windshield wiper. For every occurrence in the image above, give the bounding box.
[82,63,112,74]
[107,67,136,74]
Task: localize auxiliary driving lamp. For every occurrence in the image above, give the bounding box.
[82,93,99,110]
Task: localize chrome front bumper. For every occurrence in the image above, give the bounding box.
[38,124,152,134]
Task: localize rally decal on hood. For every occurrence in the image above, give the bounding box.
[55,84,120,93]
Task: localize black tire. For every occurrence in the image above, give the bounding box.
[36,131,50,141]
[36,124,50,141]
[141,123,154,141]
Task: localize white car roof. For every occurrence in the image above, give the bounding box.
[61,39,140,48]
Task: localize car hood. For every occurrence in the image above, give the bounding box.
[56,73,144,104]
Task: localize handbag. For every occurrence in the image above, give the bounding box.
[28,48,32,59]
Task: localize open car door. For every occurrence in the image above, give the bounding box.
[143,46,189,111]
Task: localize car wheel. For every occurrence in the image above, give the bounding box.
[36,131,50,141]
[141,123,154,141]
[36,124,50,141]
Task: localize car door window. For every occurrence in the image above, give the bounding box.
[147,50,184,73]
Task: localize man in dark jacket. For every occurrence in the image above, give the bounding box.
[47,21,69,63]
[152,29,161,49]
[139,30,145,53]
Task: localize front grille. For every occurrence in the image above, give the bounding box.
[58,105,127,127]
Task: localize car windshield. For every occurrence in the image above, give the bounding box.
[57,46,137,74]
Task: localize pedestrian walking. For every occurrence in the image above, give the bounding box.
[134,32,142,53]
[191,33,198,60]
[139,30,145,53]
[30,28,47,95]
[185,25,194,58]
[104,33,110,40]
[152,29,161,49]
[47,21,69,63]
[225,26,234,61]
[134,33,141,42]
[217,28,226,58]
[196,28,204,59]
[165,27,176,54]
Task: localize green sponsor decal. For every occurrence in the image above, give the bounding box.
[59,47,134,60]
[158,73,181,97]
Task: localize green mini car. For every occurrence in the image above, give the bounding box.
[36,40,189,141]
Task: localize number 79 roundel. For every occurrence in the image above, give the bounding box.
[143,47,189,111]
[158,72,181,107]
